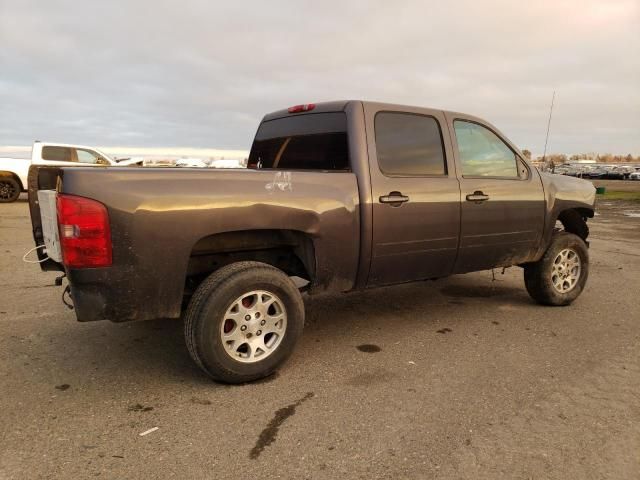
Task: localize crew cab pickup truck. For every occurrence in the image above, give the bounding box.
[0,142,141,202]
[28,101,596,383]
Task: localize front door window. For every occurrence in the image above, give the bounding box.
[454,120,518,178]
[76,149,108,165]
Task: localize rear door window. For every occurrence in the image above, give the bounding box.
[249,113,349,170]
[41,146,73,162]
[374,112,446,176]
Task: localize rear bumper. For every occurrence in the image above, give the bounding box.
[68,269,121,322]
[70,283,109,322]
[67,268,180,322]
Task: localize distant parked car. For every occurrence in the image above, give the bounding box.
[620,166,638,179]
[209,159,246,169]
[630,171,640,181]
[585,168,606,179]
[564,167,584,177]
[604,169,625,180]
[175,158,208,168]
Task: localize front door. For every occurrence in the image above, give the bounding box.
[365,105,461,286]
[446,114,545,273]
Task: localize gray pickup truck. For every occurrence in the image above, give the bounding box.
[28,100,596,383]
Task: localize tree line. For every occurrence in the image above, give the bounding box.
[520,150,639,163]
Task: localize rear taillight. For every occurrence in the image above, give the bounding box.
[56,194,112,268]
[287,103,315,113]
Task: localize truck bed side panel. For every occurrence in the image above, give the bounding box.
[59,167,360,322]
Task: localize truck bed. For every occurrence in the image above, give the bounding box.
[30,166,361,321]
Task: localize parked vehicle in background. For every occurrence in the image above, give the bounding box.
[602,167,625,180]
[555,165,583,178]
[112,156,145,165]
[552,164,640,181]
[175,158,247,168]
[0,142,143,202]
[28,100,596,383]
[0,157,29,202]
[614,166,634,179]
[630,171,640,181]
[31,142,143,167]
[175,158,208,168]
[209,159,246,168]
[585,168,607,179]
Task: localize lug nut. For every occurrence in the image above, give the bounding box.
[260,320,266,326]
[255,312,261,319]
[245,315,251,321]
[256,330,262,336]
[240,325,247,331]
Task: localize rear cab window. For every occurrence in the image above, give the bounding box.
[41,146,73,162]
[248,113,349,171]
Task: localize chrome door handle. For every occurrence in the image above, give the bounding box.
[379,192,409,206]
[466,191,489,203]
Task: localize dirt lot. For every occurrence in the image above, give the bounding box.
[1,192,639,479]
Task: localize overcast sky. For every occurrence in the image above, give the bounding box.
[1,0,638,155]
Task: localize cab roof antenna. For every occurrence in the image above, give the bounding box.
[542,91,555,171]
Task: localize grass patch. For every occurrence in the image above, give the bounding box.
[597,190,640,202]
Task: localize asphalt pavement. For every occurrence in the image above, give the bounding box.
[1,194,639,479]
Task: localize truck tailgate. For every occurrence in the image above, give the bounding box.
[36,190,62,262]
[27,165,65,271]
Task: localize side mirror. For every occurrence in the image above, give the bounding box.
[517,156,530,179]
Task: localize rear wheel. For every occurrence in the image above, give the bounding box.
[0,177,20,203]
[524,232,589,306]
[184,261,304,383]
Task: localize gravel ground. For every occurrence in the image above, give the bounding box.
[0,194,639,479]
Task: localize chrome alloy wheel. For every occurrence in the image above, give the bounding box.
[551,248,581,293]
[220,290,287,363]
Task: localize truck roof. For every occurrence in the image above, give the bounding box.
[33,141,109,151]
[262,100,477,123]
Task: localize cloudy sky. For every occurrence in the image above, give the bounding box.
[1,0,638,156]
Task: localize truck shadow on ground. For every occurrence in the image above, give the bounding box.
[304,274,528,328]
[44,273,532,386]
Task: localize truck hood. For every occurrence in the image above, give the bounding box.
[540,172,596,211]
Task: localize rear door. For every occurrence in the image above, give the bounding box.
[445,113,545,273]
[365,104,461,286]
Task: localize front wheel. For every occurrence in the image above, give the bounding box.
[184,261,305,383]
[524,232,589,306]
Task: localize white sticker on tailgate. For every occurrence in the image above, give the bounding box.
[37,190,62,262]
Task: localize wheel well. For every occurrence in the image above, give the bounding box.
[557,208,591,241]
[184,229,316,298]
[0,171,23,190]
